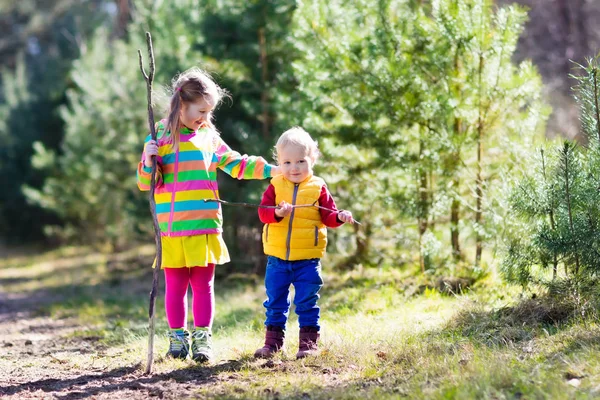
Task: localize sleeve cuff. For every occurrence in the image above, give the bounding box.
[142,165,152,174]
[264,164,273,178]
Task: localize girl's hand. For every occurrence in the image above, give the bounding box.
[271,166,281,176]
[338,210,355,224]
[144,140,159,167]
[275,201,293,218]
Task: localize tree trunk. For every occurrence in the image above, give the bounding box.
[113,0,131,39]
[450,44,463,262]
[450,193,461,261]
[562,142,580,275]
[355,221,371,264]
[337,221,371,270]
[572,0,590,58]
[258,27,270,139]
[450,131,462,261]
[475,52,484,267]
[418,139,430,272]
[557,0,589,75]
[540,149,559,279]
[593,68,600,144]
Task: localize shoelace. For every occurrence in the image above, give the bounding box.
[168,332,188,352]
[192,330,210,353]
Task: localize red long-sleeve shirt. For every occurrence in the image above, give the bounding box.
[258,184,344,228]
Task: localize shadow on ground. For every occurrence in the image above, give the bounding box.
[0,358,251,399]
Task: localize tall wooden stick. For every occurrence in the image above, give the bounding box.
[138,32,161,375]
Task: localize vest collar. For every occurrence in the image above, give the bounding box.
[283,173,314,186]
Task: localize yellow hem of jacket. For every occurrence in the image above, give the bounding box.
[152,234,230,269]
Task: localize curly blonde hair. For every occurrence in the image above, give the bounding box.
[274,127,320,164]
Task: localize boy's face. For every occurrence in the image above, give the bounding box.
[278,144,313,184]
[180,96,215,131]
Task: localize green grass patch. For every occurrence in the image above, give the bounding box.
[3,246,600,398]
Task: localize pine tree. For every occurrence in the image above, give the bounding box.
[24,0,298,255]
[0,0,112,242]
[185,0,298,271]
[503,55,600,286]
[292,0,547,271]
[24,31,148,248]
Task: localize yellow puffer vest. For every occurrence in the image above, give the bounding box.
[263,175,328,260]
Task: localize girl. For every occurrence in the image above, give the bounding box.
[137,68,278,363]
[254,127,354,359]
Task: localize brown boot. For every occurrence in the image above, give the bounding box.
[296,326,320,359]
[254,326,285,358]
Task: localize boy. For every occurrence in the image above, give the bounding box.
[254,127,354,359]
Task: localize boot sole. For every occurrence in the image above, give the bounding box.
[296,350,317,359]
[166,351,189,360]
[254,352,276,359]
[192,353,211,363]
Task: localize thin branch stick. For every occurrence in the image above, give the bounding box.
[138,31,160,375]
[205,198,279,209]
[204,198,361,225]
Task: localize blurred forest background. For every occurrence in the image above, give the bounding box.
[2,0,600,286]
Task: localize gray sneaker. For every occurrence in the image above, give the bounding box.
[191,327,212,363]
[166,330,190,360]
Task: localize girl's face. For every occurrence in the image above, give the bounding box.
[278,144,313,184]
[180,96,215,131]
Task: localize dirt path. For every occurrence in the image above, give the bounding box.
[0,251,244,400]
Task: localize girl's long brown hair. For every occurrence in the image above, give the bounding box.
[164,68,228,150]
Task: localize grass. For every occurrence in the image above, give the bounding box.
[2,246,600,398]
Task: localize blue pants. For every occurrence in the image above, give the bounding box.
[263,256,323,330]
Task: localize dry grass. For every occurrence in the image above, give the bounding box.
[2,246,600,399]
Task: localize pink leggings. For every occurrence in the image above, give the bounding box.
[164,264,215,329]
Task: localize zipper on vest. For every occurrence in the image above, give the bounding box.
[314,226,318,246]
[285,183,300,260]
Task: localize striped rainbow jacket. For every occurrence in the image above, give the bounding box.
[137,120,274,237]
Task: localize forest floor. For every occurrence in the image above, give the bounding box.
[1,245,600,399]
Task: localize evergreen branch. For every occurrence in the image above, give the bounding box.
[419,121,443,138]
[482,8,511,125]
[485,90,531,129]
[516,182,543,215]
[304,6,408,123]
[571,58,600,145]
[377,0,400,56]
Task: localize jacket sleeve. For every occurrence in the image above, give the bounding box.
[137,133,164,191]
[319,185,344,228]
[215,137,275,180]
[259,184,283,224]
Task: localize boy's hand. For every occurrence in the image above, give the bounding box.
[275,201,293,218]
[271,166,281,176]
[144,140,159,167]
[338,210,355,224]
